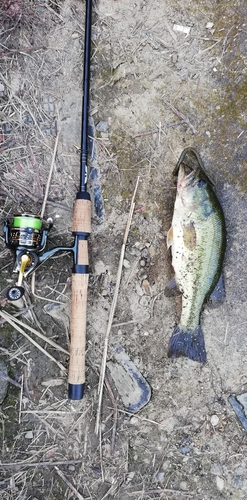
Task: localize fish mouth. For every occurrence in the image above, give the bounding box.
[174,147,214,188]
[177,164,197,189]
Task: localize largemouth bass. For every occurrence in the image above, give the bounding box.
[167,148,226,362]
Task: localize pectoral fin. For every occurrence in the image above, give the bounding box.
[167,227,173,249]
[183,221,196,250]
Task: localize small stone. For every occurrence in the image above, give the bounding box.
[211,414,219,427]
[94,260,107,275]
[142,279,151,295]
[96,121,109,133]
[180,445,191,455]
[141,248,149,260]
[173,24,191,35]
[126,471,135,482]
[216,476,224,491]
[140,259,146,267]
[123,259,130,268]
[157,472,165,482]
[71,32,79,38]
[68,465,75,471]
[179,481,188,491]
[130,416,139,425]
[206,22,214,29]
[25,431,34,439]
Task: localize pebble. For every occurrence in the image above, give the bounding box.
[180,445,191,455]
[141,248,149,260]
[25,431,34,439]
[96,121,109,133]
[130,416,139,426]
[0,359,8,404]
[142,279,151,295]
[216,476,224,491]
[94,260,106,275]
[126,471,135,482]
[140,259,146,267]
[179,481,188,491]
[211,414,219,427]
[157,472,165,482]
[123,259,130,268]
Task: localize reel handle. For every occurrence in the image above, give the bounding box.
[68,195,91,400]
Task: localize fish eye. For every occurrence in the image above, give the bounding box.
[198,179,207,188]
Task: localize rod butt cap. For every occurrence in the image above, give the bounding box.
[68,383,85,400]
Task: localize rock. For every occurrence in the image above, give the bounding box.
[157,472,165,482]
[94,260,107,274]
[0,359,8,404]
[96,121,109,133]
[179,481,188,491]
[216,476,224,491]
[211,414,219,426]
[180,445,192,455]
[130,416,139,425]
[25,431,34,439]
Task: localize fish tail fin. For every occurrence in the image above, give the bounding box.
[168,325,207,363]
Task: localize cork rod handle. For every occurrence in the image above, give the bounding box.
[68,197,91,400]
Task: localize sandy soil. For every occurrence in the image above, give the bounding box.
[1,0,247,499]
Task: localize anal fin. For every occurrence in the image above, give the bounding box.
[209,274,225,306]
[164,276,181,297]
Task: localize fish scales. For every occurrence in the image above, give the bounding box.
[167,148,226,362]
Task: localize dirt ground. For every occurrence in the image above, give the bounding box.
[1,0,247,499]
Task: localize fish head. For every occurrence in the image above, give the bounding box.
[177,164,213,216]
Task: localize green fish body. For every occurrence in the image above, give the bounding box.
[167,148,226,362]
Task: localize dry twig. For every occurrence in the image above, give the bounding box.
[40,131,60,219]
[0,310,66,371]
[163,100,198,134]
[54,466,85,500]
[95,176,140,435]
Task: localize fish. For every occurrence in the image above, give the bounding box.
[166,148,226,363]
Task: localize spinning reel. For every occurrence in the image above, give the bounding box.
[4,213,73,301]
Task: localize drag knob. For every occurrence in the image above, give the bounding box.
[6,286,25,301]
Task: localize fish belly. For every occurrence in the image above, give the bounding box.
[171,196,223,331]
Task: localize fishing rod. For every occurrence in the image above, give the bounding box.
[4,0,92,400]
[67,0,92,400]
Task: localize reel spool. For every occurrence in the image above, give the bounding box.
[5,214,49,250]
[4,214,53,301]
